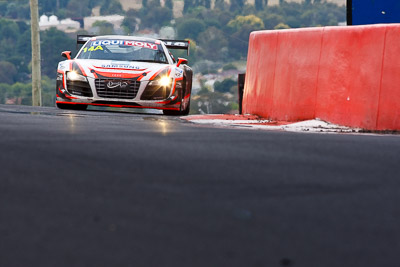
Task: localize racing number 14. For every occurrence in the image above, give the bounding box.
[82,46,103,53]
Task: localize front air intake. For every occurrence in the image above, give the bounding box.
[95,79,140,99]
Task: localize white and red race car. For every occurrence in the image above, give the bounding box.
[56,35,192,115]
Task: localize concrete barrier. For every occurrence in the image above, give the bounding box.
[243,24,400,130]
[377,25,400,130]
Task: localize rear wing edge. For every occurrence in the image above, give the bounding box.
[160,39,190,56]
[77,35,96,45]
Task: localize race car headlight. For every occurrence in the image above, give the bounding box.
[67,71,87,82]
[148,76,173,87]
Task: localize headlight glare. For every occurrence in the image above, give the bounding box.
[149,76,172,87]
[67,71,87,82]
[160,76,172,86]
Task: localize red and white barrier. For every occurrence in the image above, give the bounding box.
[243,24,400,130]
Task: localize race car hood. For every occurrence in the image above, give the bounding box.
[58,59,174,81]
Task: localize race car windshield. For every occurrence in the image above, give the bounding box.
[77,39,168,63]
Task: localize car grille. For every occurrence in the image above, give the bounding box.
[95,79,140,99]
[66,81,93,97]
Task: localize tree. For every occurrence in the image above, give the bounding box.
[227,15,264,57]
[100,0,124,15]
[274,23,290,29]
[262,13,285,29]
[183,0,193,13]
[0,61,17,84]
[177,18,206,40]
[230,0,245,12]
[214,79,236,93]
[40,28,75,78]
[255,0,264,11]
[197,27,228,61]
[149,0,161,7]
[165,0,173,10]
[66,0,91,18]
[92,20,115,35]
[122,9,139,33]
[227,15,264,31]
[140,7,172,30]
[214,0,227,10]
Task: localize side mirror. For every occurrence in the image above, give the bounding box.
[177,58,188,67]
[61,51,72,60]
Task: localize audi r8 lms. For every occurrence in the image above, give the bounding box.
[56,35,192,115]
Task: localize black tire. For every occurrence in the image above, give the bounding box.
[180,100,190,116]
[162,100,190,116]
[163,109,182,116]
[56,102,88,110]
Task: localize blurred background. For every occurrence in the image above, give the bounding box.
[0,0,345,114]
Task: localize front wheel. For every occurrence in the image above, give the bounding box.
[56,102,88,110]
[163,100,190,116]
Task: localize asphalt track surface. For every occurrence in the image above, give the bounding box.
[1,104,400,267]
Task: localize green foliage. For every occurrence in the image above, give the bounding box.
[214,0,228,11]
[259,2,345,29]
[214,79,236,93]
[255,0,264,11]
[177,18,206,40]
[274,23,290,29]
[0,1,30,19]
[263,13,285,29]
[142,0,148,9]
[0,18,31,81]
[0,61,17,84]
[184,0,212,13]
[40,28,76,77]
[0,76,55,106]
[227,15,264,57]
[183,0,193,13]
[0,82,31,105]
[222,63,237,71]
[100,0,124,15]
[41,75,57,106]
[227,15,264,30]
[197,27,228,61]
[92,20,115,34]
[122,9,139,34]
[165,0,173,10]
[65,0,92,18]
[230,0,245,13]
[140,7,172,30]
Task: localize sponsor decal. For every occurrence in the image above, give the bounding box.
[106,81,129,89]
[58,62,67,70]
[175,68,183,78]
[82,46,103,53]
[90,40,158,50]
[99,64,143,70]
